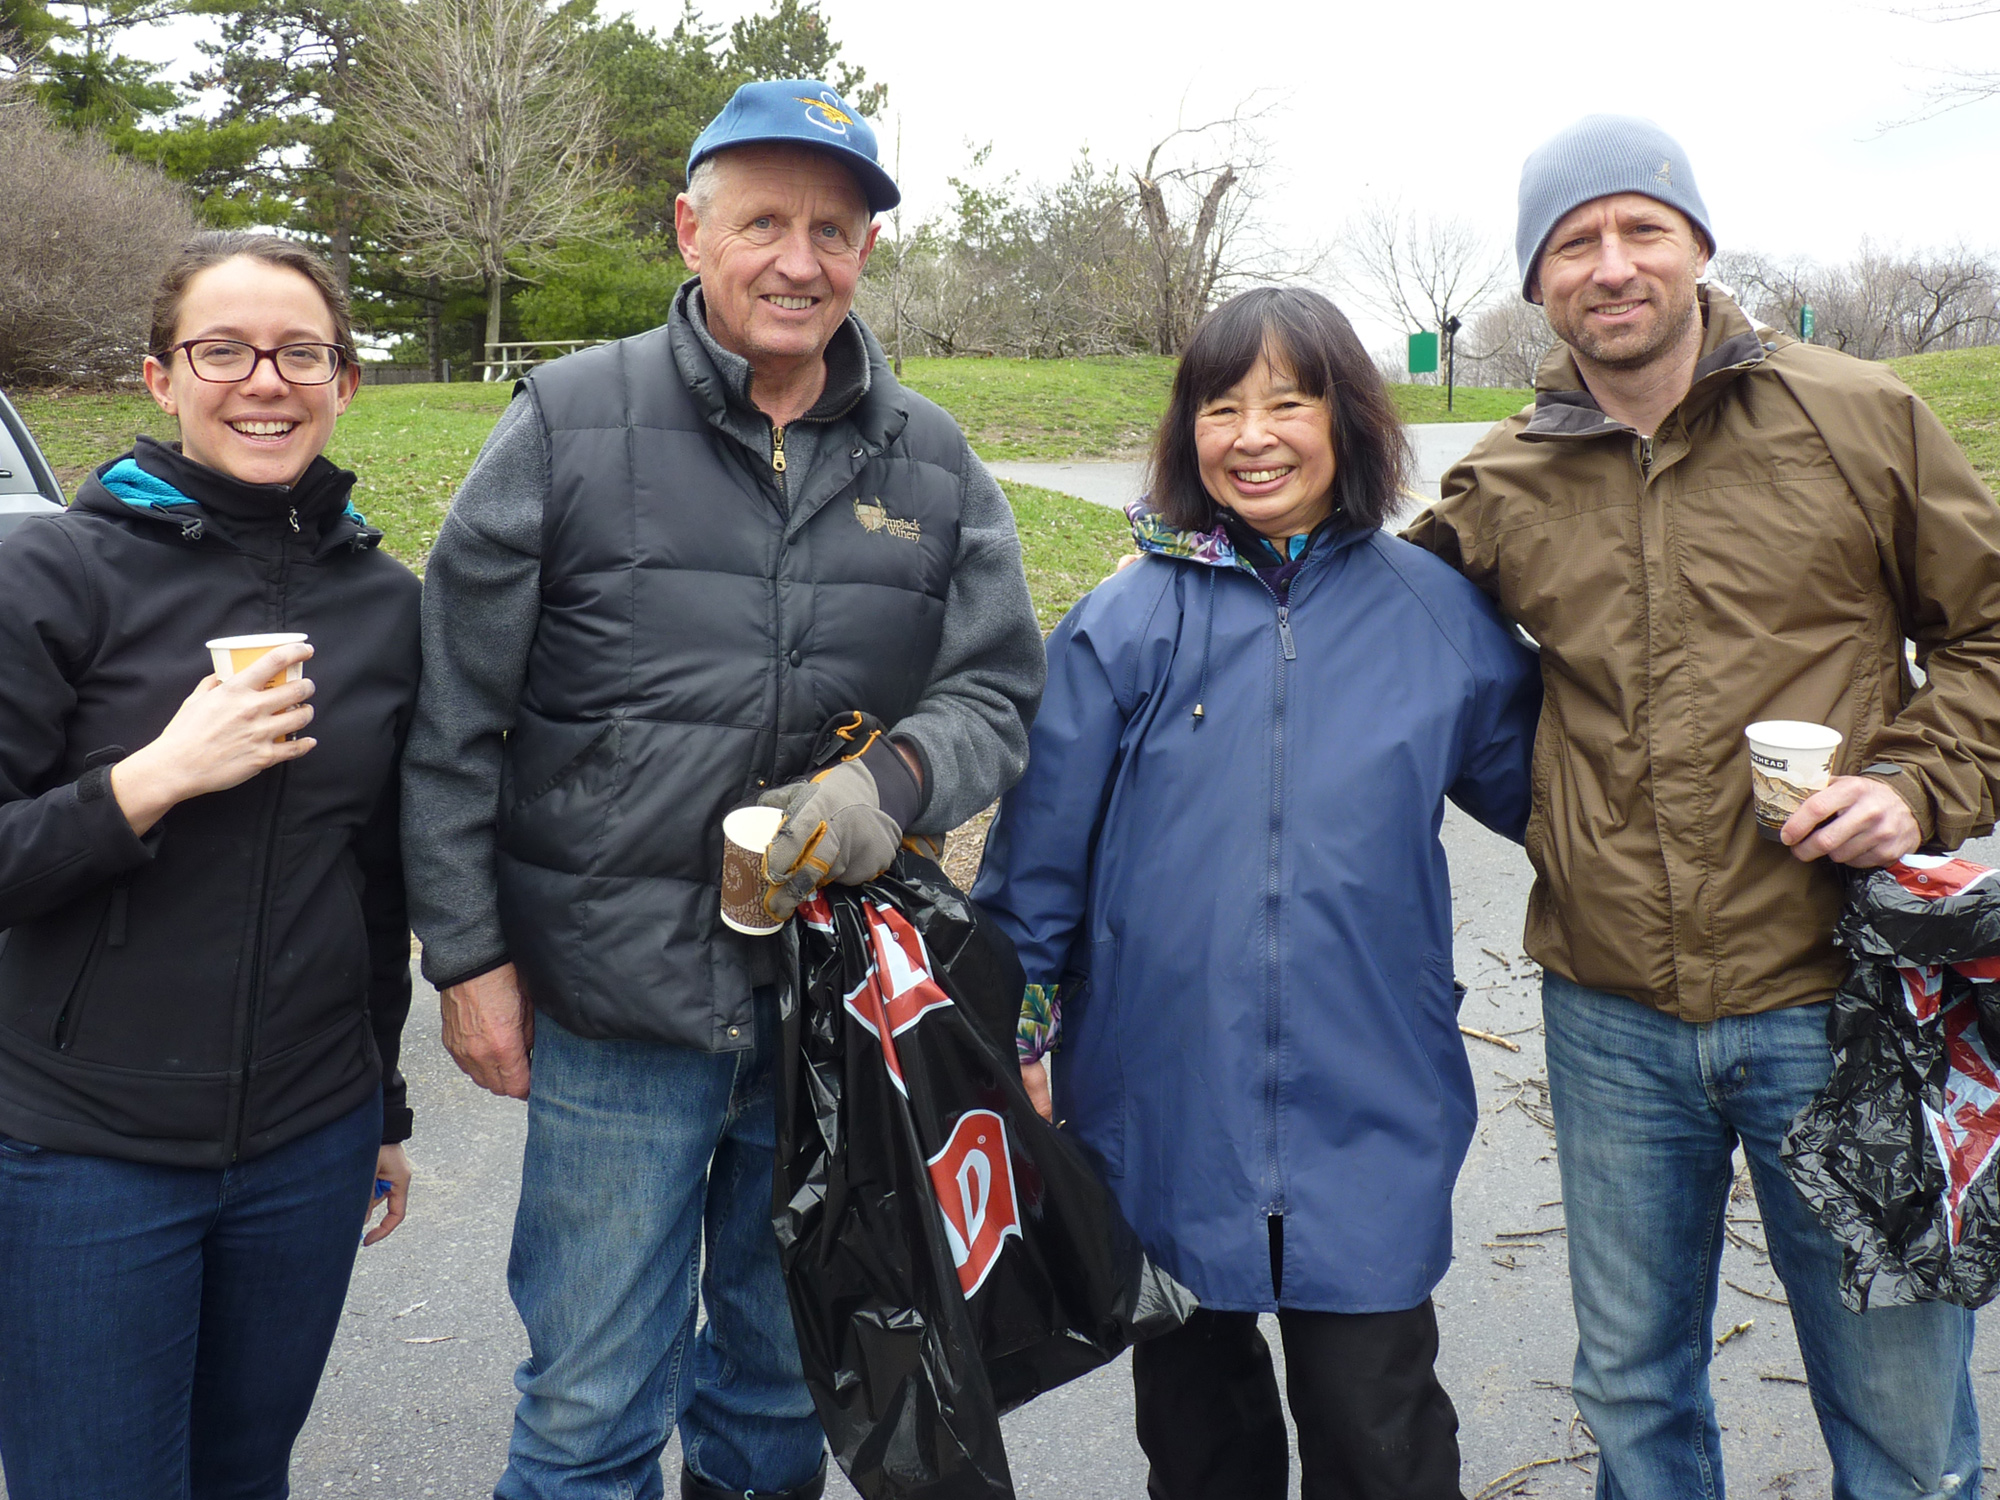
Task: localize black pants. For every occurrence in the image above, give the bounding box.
[1133,1226,1464,1500]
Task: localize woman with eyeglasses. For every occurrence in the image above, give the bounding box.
[0,232,420,1500]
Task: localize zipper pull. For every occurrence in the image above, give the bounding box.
[1639,435,1655,477]
[771,425,787,475]
[1277,605,1296,661]
[287,505,301,533]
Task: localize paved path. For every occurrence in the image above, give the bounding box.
[989,421,1500,519]
[5,816,1990,1500]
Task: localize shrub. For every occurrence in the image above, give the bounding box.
[0,93,199,385]
[514,236,689,342]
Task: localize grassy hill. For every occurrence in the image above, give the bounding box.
[17,342,1998,623]
[1888,346,2000,490]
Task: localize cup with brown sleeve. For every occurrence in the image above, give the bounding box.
[720,805,787,935]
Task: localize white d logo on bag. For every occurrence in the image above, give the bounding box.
[927,1108,1022,1298]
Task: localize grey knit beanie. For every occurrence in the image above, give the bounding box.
[1515,115,1714,301]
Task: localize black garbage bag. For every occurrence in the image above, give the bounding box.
[772,855,1195,1500]
[1783,855,2000,1311]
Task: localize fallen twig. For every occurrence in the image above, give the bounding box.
[1481,946,1514,970]
[402,1334,455,1345]
[1471,1446,1599,1500]
[1759,1372,1810,1386]
[1461,1024,1522,1052]
[1726,1279,1789,1307]
[1715,1318,1755,1351]
[1493,1225,1567,1239]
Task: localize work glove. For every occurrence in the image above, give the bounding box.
[757,712,926,921]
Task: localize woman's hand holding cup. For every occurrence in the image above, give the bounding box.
[111,641,317,835]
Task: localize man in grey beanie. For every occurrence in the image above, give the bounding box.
[1408,115,2000,1498]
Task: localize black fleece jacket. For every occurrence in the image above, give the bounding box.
[0,438,420,1167]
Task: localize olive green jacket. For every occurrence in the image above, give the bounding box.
[1405,287,2000,1021]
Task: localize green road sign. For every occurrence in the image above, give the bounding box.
[1408,331,1438,375]
[1800,304,1815,341]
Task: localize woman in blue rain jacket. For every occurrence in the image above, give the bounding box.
[973,288,1540,1500]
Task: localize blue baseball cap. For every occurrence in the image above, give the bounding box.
[687,79,899,215]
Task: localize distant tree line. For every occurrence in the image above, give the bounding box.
[856,109,1303,362]
[0,0,879,382]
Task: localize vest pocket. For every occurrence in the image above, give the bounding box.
[499,718,619,870]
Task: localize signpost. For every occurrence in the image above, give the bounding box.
[1444,314,1462,413]
[1799,304,1815,342]
[1408,331,1438,376]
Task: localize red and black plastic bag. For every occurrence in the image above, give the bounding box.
[1783,856,2000,1310]
[772,855,1194,1500]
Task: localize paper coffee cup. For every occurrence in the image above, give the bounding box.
[720,805,787,936]
[207,632,309,686]
[1745,720,1843,841]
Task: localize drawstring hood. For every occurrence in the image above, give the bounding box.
[84,437,379,555]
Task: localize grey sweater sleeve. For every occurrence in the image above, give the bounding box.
[400,393,547,988]
[894,447,1047,835]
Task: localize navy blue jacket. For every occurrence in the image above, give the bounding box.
[972,508,1540,1312]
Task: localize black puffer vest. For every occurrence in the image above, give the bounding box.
[498,319,967,1049]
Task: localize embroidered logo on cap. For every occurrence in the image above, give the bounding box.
[1655,159,1673,185]
[797,91,852,136]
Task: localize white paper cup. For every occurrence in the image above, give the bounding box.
[206,632,309,686]
[720,805,787,935]
[1745,720,1843,840]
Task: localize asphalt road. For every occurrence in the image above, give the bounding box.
[8,815,1997,1500]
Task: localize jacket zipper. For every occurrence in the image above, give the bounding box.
[226,536,292,1160]
[762,420,790,789]
[1639,435,1655,478]
[1251,571,1290,1217]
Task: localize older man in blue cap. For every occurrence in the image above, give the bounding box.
[401,81,1044,1500]
[1408,116,2000,1499]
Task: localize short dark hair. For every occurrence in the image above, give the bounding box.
[1146,287,1410,533]
[148,231,356,363]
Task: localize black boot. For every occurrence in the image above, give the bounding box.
[680,1454,828,1500]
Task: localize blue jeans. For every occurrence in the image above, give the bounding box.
[0,1092,382,1500]
[1544,974,1981,1500]
[496,995,825,1500]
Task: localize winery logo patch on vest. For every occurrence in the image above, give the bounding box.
[855,497,922,542]
[927,1108,1023,1298]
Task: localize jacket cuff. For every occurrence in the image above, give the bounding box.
[1018,983,1061,1063]
[1861,763,1936,843]
[426,954,512,992]
[381,1105,414,1144]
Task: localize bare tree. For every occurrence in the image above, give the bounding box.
[1718,241,2000,357]
[0,90,198,383]
[1129,106,1280,355]
[1887,2,2000,121]
[1339,197,1507,384]
[344,0,620,363]
[1458,299,1559,389]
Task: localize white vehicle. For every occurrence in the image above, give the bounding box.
[0,389,64,540]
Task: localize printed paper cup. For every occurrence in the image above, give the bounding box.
[1746,720,1843,841]
[720,805,787,935]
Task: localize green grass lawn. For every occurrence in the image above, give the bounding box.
[1889,346,2000,490]
[19,341,1996,625]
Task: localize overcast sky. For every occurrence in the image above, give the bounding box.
[623,0,2000,346]
[132,0,2000,349]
